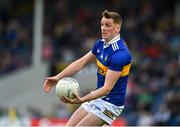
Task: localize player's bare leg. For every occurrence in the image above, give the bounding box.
[66,107,88,126]
[76,112,107,126]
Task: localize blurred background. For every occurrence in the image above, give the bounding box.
[0,0,179,126]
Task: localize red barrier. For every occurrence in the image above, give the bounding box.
[31,117,127,126]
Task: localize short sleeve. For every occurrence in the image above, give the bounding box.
[91,40,101,55]
[109,50,132,71]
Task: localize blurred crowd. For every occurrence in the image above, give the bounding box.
[0,0,33,77]
[0,0,180,126]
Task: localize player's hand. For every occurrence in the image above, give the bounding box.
[43,76,59,93]
[60,93,83,104]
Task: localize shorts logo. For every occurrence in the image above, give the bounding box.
[103,109,117,120]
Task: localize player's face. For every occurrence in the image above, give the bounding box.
[101,17,120,42]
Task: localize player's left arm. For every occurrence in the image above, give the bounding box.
[78,51,132,103]
[61,69,121,104]
[81,69,121,102]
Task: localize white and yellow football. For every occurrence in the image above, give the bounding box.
[56,77,79,99]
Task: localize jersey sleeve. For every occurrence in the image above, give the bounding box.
[91,40,100,55]
[109,50,132,71]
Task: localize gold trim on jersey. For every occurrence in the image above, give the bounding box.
[96,59,131,77]
[121,63,131,77]
[96,59,108,76]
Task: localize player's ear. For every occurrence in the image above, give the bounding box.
[115,24,120,32]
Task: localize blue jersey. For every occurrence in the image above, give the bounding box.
[91,34,132,106]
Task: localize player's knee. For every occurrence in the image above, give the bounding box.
[102,123,110,126]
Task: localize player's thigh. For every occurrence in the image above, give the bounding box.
[66,106,88,126]
[76,112,106,126]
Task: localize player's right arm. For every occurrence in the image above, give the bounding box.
[56,51,96,79]
[43,51,96,93]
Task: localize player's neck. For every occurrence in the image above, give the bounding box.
[104,33,120,44]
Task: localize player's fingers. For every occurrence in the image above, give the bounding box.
[43,85,51,93]
[43,80,47,86]
[64,96,75,104]
[61,96,72,103]
[60,96,68,102]
[63,96,71,102]
[60,97,68,103]
[43,80,49,89]
[45,77,52,80]
[46,77,58,81]
[72,92,79,99]
[45,77,55,82]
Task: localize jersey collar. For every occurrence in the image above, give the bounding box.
[102,34,121,48]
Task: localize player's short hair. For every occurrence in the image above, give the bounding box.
[102,10,122,26]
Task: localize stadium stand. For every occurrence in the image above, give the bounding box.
[0,0,33,77]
